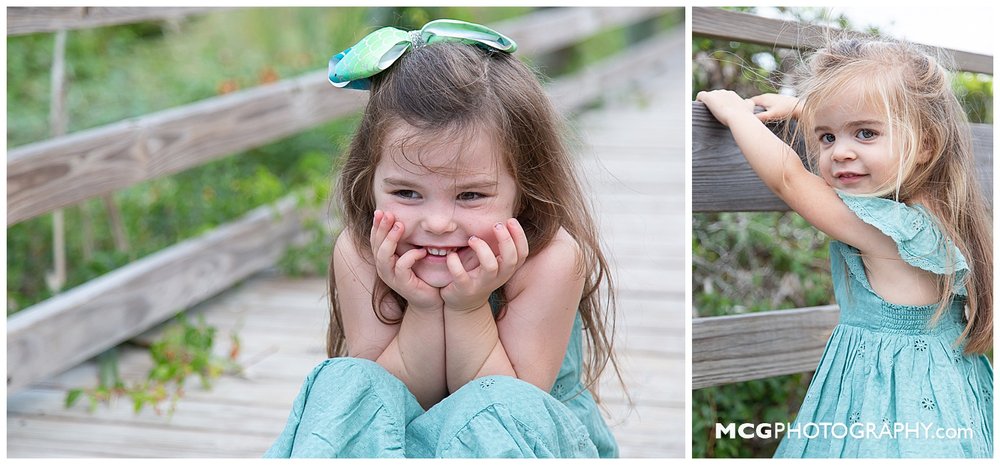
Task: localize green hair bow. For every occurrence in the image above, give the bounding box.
[328,19,517,90]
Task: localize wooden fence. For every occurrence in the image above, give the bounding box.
[7,6,677,392]
[691,7,994,389]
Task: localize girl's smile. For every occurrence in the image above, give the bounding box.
[373,123,518,288]
[832,171,868,185]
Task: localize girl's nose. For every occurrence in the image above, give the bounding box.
[420,207,458,235]
[830,141,857,162]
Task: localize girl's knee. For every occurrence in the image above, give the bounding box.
[295,357,419,420]
[437,376,553,417]
[430,376,597,457]
[310,357,398,389]
[451,375,542,403]
[274,358,419,457]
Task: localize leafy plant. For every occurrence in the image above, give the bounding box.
[66,313,241,415]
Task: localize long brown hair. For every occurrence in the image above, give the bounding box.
[795,37,993,354]
[327,42,621,396]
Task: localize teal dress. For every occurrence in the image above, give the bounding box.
[775,193,993,458]
[264,314,617,458]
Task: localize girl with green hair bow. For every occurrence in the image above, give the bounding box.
[265,19,621,458]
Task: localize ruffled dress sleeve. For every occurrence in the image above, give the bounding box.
[835,191,970,296]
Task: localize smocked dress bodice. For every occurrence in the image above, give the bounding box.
[774,192,993,458]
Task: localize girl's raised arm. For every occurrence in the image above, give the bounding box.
[695,90,896,257]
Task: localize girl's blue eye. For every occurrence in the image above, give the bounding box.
[820,133,835,144]
[457,192,485,201]
[856,129,878,141]
[393,190,420,200]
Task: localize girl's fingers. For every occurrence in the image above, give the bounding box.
[494,222,518,271]
[396,247,426,273]
[446,249,471,284]
[755,110,775,122]
[507,218,529,263]
[751,94,799,121]
[469,235,499,275]
[375,221,402,268]
[370,210,383,243]
[697,89,736,102]
[370,210,393,253]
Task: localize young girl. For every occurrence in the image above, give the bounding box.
[264,19,619,458]
[697,37,993,457]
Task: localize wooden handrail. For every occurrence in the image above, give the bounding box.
[692,305,839,389]
[7,7,672,226]
[692,103,994,212]
[692,8,993,75]
[6,195,304,392]
[7,7,216,36]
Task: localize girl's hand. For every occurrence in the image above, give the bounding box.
[696,89,756,127]
[371,210,442,311]
[751,93,801,122]
[441,218,529,313]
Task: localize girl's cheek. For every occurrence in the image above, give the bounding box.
[372,195,390,211]
[478,226,504,253]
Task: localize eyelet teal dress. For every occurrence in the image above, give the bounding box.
[774,192,993,458]
[264,313,617,458]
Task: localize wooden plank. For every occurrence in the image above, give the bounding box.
[494,7,671,58]
[692,102,994,212]
[549,31,684,114]
[692,102,800,212]
[691,305,840,389]
[6,415,274,457]
[7,7,670,226]
[7,7,215,36]
[6,73,367,225]
[692,7,993,75]
[7,196,304,393]
[7,388,293,437]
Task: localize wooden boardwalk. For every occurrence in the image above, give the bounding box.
[6,37,684,458]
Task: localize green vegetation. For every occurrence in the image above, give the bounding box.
[693,212,829,457]
[66,313,241,415]
[692,7,993,458]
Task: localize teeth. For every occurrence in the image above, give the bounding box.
[426,248,453,256]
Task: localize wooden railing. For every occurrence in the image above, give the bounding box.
[6,7,216,35]
[691,7,994,389]
[692,8,992,75]
[6,6,681,392]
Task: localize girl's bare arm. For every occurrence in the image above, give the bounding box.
[334,228,447,409]
[495,227,583,391]
[696,90,896,256]
[441,225,581,393]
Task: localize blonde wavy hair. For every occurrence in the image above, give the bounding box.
[794,37,993,354]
